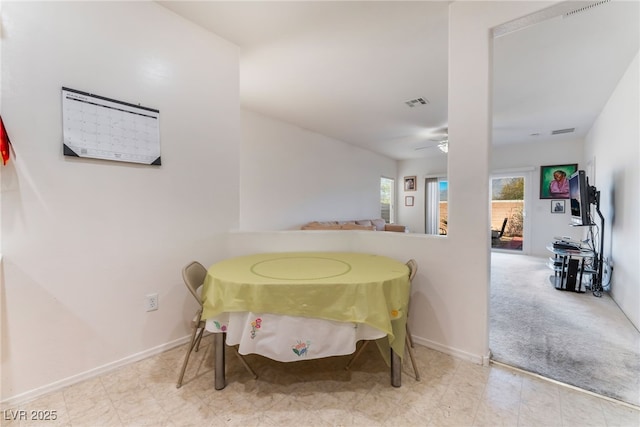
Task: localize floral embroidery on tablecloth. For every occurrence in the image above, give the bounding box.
[390,309,403,320]
[213,320,227,332]
[250,317,262,339]
[292,340,311,357]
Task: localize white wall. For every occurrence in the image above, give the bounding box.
[584,53,639,329]
[240,109,397,230]
[1,1,240,402]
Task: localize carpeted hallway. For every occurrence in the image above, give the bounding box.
[490,251,640,407]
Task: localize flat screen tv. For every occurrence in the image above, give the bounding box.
[569,170,591,226]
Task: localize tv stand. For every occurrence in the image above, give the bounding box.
[546,245,595,293]
[557,186,605,296]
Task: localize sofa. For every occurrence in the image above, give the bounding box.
[301,218,407,232]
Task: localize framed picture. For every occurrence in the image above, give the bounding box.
[405,196,414,207]
[540,163,577,199]
[404,176,417,191]
[551,199,565,213]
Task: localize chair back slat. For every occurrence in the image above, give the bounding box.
[182,261,207,306]
[406,259,418,282]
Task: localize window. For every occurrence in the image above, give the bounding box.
[380,177,395,223]
[491,175,525,250]
[425,178,448,235]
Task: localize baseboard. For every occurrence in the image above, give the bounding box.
[0,336,190,409]
[411,335,489,365]
[3,334,489,408]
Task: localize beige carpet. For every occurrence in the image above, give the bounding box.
[490,252,640,407]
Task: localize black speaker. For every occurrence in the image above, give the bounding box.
[566,259,580,291]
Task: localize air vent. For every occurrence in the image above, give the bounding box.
[494,0,611,38]
[565,0,610,18]
[551,128,575,135]
[405,97,429,108]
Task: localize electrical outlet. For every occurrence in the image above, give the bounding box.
[145,293,158,312]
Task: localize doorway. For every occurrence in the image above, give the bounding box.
[490,173,527,252]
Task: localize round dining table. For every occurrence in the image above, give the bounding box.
[201,251,411,389]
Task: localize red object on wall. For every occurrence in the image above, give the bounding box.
[0,115,13,165]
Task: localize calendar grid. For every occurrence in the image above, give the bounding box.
[62,87,161,165]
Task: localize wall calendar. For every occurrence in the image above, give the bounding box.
[62,87,161,165]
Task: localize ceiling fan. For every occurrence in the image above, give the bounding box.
[415,128,449,153]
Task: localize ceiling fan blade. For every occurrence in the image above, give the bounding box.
[416,139,448,152]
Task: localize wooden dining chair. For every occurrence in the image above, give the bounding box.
[176,261,257,388]
[345,259,420,381]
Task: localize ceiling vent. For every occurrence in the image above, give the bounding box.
[565,0,610,18]
[551,128,575,135]
[405,97,429,108]
[494,0,611,37]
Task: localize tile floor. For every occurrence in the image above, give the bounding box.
[2,338,638,427]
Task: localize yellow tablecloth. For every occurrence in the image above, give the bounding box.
[201,252,410,360]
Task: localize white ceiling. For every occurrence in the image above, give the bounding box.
[158,1,639,160]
